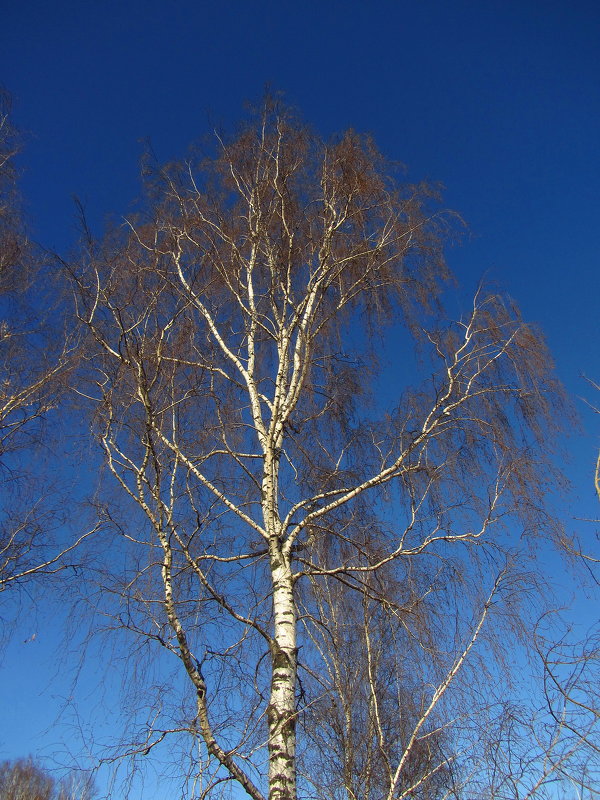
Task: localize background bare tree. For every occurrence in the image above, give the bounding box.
[299,569,459,800]
[509,379,600,800]
[71,99,578,800]
[0,758,95,800]
[0,91,93,605]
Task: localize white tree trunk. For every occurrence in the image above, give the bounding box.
[268,549,297,800]
[263,440,297,800]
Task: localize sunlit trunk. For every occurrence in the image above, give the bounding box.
[268,550,297,800]
[263,441,297,800]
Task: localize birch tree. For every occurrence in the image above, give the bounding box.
[72,99,570,800]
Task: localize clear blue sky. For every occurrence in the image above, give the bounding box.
[1,0,599,794]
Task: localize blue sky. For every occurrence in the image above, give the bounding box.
[1,0,599,794]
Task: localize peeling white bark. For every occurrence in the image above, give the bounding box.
[268,550,297,800]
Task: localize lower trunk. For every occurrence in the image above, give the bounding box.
[268,551,297,800]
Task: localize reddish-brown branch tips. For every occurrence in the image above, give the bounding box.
[68,98,582,800]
